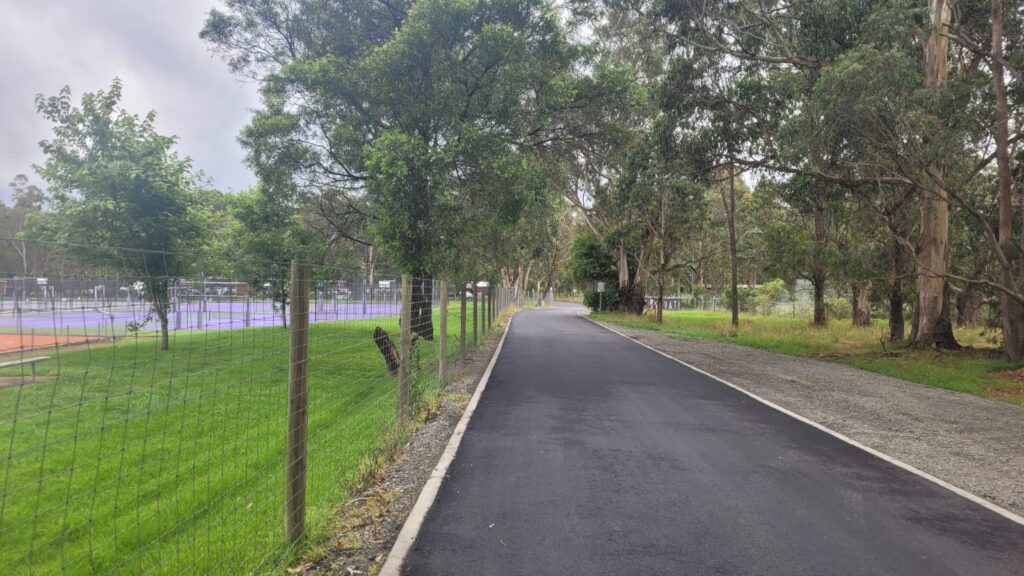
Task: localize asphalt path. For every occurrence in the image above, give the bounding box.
[402,305,1024,575]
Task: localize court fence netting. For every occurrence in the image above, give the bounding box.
[0,244,536,575]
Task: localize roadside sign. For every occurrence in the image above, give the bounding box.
[597,282,605,293]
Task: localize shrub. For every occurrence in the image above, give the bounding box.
[722,285,756,313]
[584,289,620,312]
[827,296,852,320]
[755,279,788,316]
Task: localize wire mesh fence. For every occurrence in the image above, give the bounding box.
[0,245,517,575]
[644,294,819,317]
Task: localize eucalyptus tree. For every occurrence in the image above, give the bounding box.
[618,129,706,323]
[652,0,976,347]
[204,0,591,339]
[232,183,321,327]
[549,56,656,314]
[3,175,48,276]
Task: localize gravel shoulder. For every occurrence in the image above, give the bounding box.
[591,315,1024,518]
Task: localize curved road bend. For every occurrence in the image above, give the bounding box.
[402,305,1024,576]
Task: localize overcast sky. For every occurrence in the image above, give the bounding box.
[0,0,261,204]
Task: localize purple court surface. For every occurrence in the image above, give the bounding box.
[0,298,404,337]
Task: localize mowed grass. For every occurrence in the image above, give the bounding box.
[594,310,1024,406]
[0,307,465,575]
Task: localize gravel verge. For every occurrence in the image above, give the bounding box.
[293,315,512,576]
[591,316,1024,518]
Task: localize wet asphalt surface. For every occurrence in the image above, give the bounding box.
[402,305,1024,575]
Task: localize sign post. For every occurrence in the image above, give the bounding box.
[597,282,605,312]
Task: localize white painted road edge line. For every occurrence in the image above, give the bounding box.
[580,313,1024,528]
[379,315,514,576]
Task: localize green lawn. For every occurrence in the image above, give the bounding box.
[594,310,1024,406]
[0,307,466,575]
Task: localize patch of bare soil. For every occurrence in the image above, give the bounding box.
[0,376,55,389]
[984,385,1024,398]
[990,367,1024,387]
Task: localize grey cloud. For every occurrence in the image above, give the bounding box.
[0,0,261,201]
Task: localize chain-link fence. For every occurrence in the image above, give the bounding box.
[0,246,517,575]
[645,293,818,318]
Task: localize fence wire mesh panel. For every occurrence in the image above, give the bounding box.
[0,243,515,575]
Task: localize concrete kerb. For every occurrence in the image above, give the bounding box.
[579,312,1024,528]
[379,312,515,576]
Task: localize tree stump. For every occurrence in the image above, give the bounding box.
[373,327,400,376]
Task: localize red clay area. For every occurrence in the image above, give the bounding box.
[0,333,104,354]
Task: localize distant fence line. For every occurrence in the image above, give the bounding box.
[0,246,538,575]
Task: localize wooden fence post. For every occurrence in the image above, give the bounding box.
[460,284,467,364]
[472,284,478,348]
[399,274,413,421]
[286,260,311,546]
[439,279,448,386]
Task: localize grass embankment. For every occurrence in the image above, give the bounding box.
[594,310,1024,406]
[0,307,466,575]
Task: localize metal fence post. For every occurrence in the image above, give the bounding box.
[439,279,448,386]
[174,295,181,330]
[286,260,311,547]
[472,284,478,348]
[399,274,413,421]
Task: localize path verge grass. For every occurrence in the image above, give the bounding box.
[0,307,463,575]
[594,310,1024,406]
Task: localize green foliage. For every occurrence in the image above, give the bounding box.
[232,184,320,325]
[1,175,55,275]
[33,80,202,346]
[35,81,201,259]
[205,0,583,277]
[755,278,788,315]
[828,297,852,321]
[722,285,756,312]
[569,229,617,284]
[595,310,1021,406]
[583,288,620,312]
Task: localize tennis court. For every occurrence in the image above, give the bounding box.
[0,332,103,354]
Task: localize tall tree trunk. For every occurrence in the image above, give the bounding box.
[915,192,959,348]
[811,201,828,327]
[914,0,960,350]
[411,276,434,341]
[989,0,1024,360]
[657,188,666,324]
[721,164,739,328]
[159,312,170,351]
[956,289,985,327]
[540,268,557,306]
[364,245,376,314]
[154,286,170,351]
[890,239,906,340]
[520,261,533,307]
[852,281,872,327]
[616,246,629,290]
